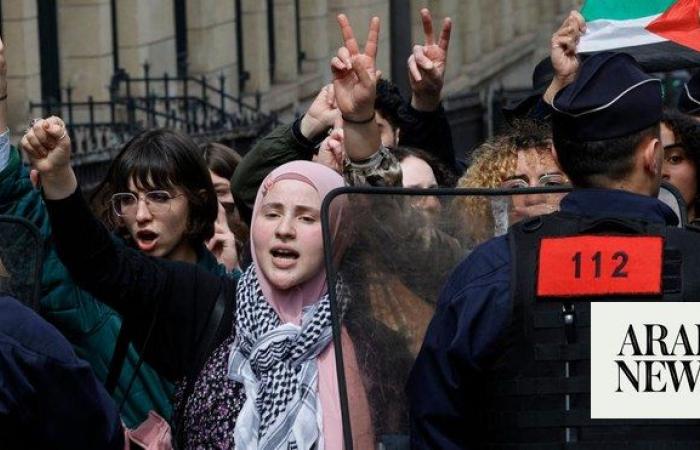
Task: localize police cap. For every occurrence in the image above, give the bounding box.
[678,72,700,116]
[552,52,662,142]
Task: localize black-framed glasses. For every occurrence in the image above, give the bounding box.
[110,190,183,217]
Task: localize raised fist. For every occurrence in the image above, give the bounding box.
[300,84,340,139]
[544,10,587,103]
[21,116,72,176]
[314,127,345,174]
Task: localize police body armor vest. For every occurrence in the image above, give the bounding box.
[477,212,700,449]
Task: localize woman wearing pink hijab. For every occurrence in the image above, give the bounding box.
[229,160,373,449]
[25,8,394,448]
[24,109,373,447]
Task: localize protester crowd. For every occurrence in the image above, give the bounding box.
[2,5,700,450]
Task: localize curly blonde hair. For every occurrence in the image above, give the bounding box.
[453,120,555,245]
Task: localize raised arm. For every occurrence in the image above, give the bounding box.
[332,14,382,162]
[21,118,231,380]
[407,8,451,113]
[399,8,459,173]
[542,11,586,105]
[231,85,339,224]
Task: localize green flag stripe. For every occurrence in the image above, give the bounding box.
[581,0,676,21]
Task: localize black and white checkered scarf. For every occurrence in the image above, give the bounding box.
[228,265,343,450]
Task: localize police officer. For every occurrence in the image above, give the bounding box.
[408,52,700,449]
[678,72,700,118]
[0,292,125,448]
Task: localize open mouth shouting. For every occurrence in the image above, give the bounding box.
[270,246,300,269]
[135,230,160,252]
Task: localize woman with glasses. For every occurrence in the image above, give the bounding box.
[660,109,700,224]
[453,119,568,245]
[0,126,237,429]
[21,114,378,448]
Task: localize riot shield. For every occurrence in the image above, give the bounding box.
[0,216,43,310]
[658,181,688,226]
[322,186,571,450]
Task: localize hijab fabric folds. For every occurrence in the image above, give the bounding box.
[229,161,373,449]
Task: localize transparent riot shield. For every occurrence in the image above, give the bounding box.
[322,186,571,450]
[0,216,43,310]
[658,181,687,226]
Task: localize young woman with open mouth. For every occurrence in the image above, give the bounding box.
[22,113,374,447]
[2,125,236,428]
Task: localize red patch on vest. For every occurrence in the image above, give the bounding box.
[536,236,663,298]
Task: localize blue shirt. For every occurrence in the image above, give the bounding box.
[0,295,124,449]
[407,189,678,450]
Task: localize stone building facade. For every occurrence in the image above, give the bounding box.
[2,0,578,134]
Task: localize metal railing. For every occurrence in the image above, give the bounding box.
[29,62,278,157]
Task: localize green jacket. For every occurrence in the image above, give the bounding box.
[0,147,231,427]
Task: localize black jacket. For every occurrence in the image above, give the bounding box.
[45,188,236,385]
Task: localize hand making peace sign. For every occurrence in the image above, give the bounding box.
[409,8,452,111]
[331,14,380,123]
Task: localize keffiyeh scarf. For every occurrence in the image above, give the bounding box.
[228,266,343,450]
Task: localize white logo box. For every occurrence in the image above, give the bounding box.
[591,302,700,419]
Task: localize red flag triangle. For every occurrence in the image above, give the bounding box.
[646,0,700,52]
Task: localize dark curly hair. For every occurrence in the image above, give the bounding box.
[662,108,700,212]
[375,78,404,131]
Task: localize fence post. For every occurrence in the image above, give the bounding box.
[201,75,208,128]
[143,61,150,97]
[108,82,117,126]
[127,97,136,134]
[164,72,171,127]
[88,96,97,149]
[66,85,75,134]
[219,73,226,124]
[125,72,132,99]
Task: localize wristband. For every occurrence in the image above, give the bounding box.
[342,112,375,125]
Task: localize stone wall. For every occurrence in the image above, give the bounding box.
[2,0,575,130]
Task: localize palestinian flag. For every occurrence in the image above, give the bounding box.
[579,0,700,71]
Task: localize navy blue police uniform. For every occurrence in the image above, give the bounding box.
[0,295,124,449]
[408,53,700,450]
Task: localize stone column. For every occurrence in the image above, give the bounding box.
[539,0,556,26]
[57,0,113,100]
[461,0,482,65]
[499,0,515,46]
[327,0,391,79]
[116,0,177,84]
[479,0,495,53]
[271,0,299,83]
[3,0,42,132]
[298,0,330,76]
[241,0,270,93]
[514,0,530,36]
[431,0,461,83]
[186,0,239,96]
